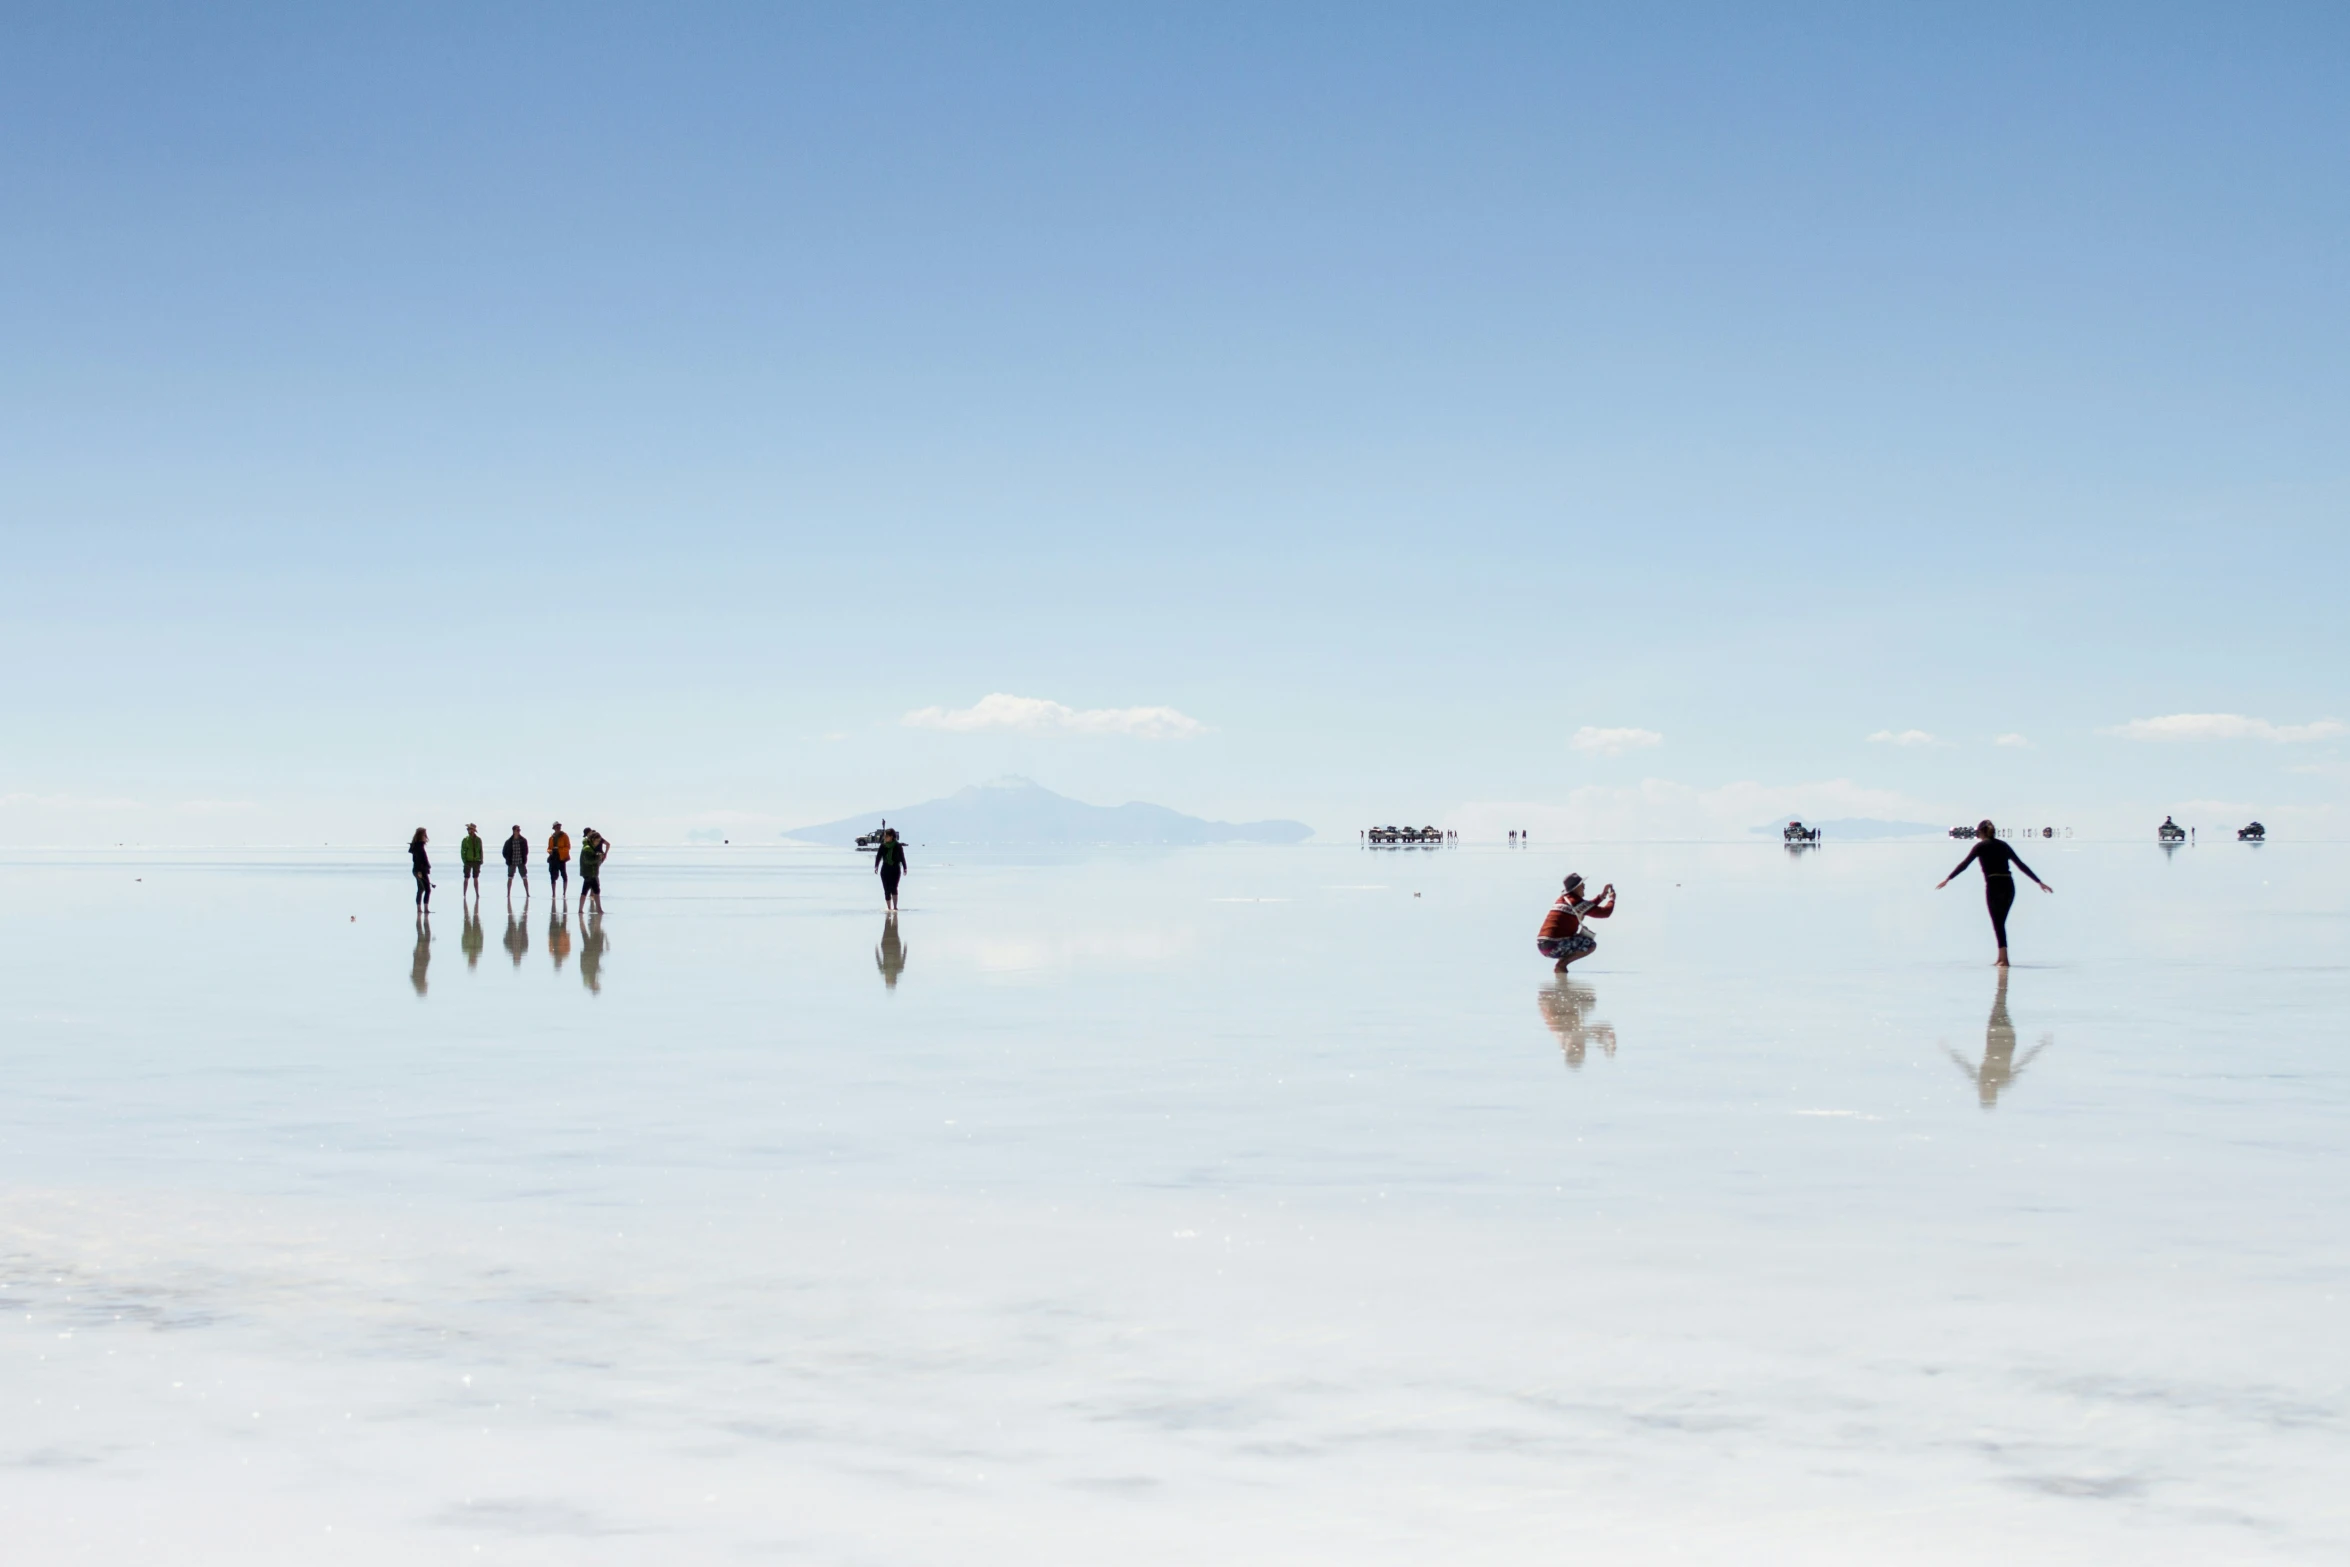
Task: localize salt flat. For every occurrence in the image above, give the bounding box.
[0,839,2342,1563]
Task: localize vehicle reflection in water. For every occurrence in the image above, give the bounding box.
[503,911,530,968]
[461,907,484,970]
[1947,969,2049,1109]
[876,913,907,991]
[580,910,607,995]
[410,913,431,997]
[548,909,572,973]
[1537,978,1616,1069]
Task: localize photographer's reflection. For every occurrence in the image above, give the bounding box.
[548,907,572,973]
[1948,969,2049,1109]
[461,906,484,970]
[1537,977,1617,1069]
[503,909,530,968]
[580,908,607,994]
[410,912,432,997]
[876,912,907,991]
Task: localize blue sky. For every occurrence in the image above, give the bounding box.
[4,3,2345,843]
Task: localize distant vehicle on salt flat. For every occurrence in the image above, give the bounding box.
[2238,821,2266,842]
[1783,820,1821,845]
[2159,817,2187,843]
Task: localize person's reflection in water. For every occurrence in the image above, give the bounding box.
[461,905,484,971]
[410,912,432,997]
[876,912,907,990]
[502,909,530,968]
[1947,969,2050,1109]
[1537,978,1616,1069]
[580,908,607,995]
[548,907,572,973]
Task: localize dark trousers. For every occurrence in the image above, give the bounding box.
[1985,875,2016,946]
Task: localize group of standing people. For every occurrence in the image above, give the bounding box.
[408,821,612,913]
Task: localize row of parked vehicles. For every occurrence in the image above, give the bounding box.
[1365,825,1450,845]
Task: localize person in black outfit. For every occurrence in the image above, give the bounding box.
[1938,819,2052,966]
[409,827,433,910]
[873,829,908,912]
[502,824,531,901]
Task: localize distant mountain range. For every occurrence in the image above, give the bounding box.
[784,777,1313,846]
[1751,817,1943,840]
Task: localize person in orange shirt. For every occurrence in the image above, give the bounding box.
[547,821,572,906]
[1535,873,1615,972]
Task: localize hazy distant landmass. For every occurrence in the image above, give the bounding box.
[1752,817,1943,840]
[784,777,1313,846]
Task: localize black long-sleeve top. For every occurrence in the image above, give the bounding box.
[410,843,431,877]
[1949,839,2040,884]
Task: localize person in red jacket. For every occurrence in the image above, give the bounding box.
[1536,873,1615,971]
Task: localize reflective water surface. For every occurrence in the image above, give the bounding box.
[0,841,2342,1562]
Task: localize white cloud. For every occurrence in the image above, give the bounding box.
[2102,713,2345,744]
[1995,733,2032,749]
[902,693,1205,740]
[1868,729,1940,747]
[1570,726,1663,756]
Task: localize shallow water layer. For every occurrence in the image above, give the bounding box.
[0,839,2342,1563]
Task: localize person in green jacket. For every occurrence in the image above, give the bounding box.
[460,823,485,902]
[872,828,908,912]
[578,828,609,913]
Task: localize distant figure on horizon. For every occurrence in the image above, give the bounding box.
[547,822,571,906]
[579,829,608,913]
[460,823,484,899]
[503,824,531,900]
[1938,819,2052,967]
[409,827,433,910]
[873,828,909,912]
[1536,873,1615,972]
[1508,830,1517,846]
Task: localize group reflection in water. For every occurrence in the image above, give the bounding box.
[1537,978,1617,1069]
[1947,969,2049,1109]
[410,913,431,997]
[407,904,604,994]
[876,912,906,990]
